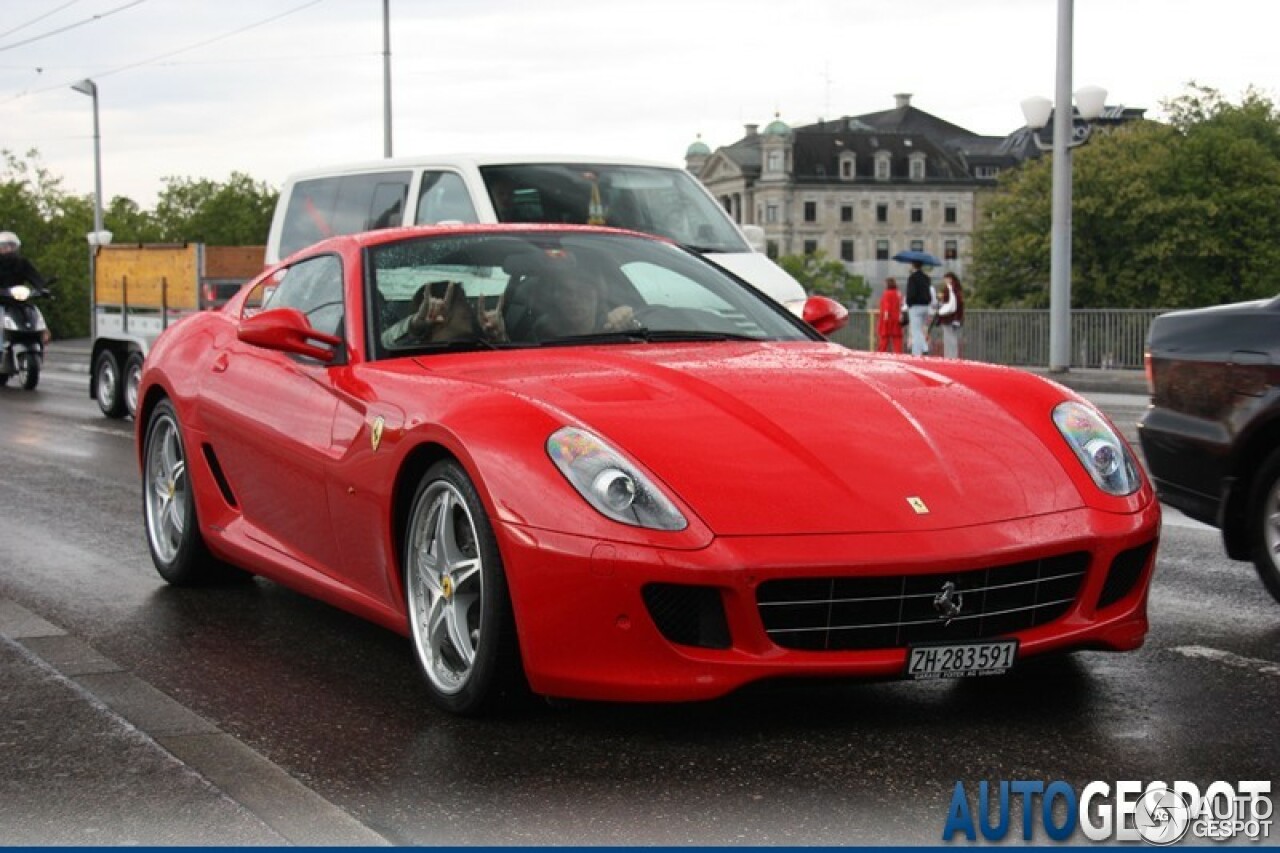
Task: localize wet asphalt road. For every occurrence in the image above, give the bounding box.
[0,363,1276,845]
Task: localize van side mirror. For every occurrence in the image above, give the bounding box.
[802,295,849,336]
[238,307,341,363]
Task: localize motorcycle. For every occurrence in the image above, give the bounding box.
[0,279,53,391]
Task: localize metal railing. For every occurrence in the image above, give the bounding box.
[830,308,1168,369]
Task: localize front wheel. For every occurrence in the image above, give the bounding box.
[17,353,38,390]
[142,399,244,585]
[95,350,126,417]
[403,460,525,715]
[1250,450,1280,604]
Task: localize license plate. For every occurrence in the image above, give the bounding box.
[906,639,1018,679]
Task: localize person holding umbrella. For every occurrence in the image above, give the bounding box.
[904,259,933,356]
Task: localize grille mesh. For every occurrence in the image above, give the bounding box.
[756,552,1089,651]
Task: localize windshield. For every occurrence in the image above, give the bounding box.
[479,164,750,253]
[367,231,813,359]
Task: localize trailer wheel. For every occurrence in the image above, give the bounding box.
[124,352,145,420]
[95,349,127,418]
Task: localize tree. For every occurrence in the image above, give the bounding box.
[971,85,1280,309]
[152,172,277,246]
[778,250,871,308]
[0,149,95,337]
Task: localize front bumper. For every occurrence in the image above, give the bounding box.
[499,502,1162,702]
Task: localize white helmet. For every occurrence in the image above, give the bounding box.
[0,231,19,249]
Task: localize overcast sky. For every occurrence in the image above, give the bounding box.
[1,0,1276,207]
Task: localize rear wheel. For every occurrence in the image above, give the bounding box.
[124,352,145,419]
[95,350,127,417]
[1250,449,1280,604]
[142,399,245,585]
[17,353,38,390]
[403,460,525,715]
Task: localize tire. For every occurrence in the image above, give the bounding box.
[95,350,127,418]
[124,352,145,420]
[403,460,525,715]
[1249,449,1280,604]
[142,399,245,585]
[17,353,38,390]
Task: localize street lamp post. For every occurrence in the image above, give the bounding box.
[1019,0,1106,373]
[72,78,111,339]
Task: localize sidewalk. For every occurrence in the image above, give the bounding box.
[0,597,388,845]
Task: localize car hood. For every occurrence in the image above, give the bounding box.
[421,343,1085,536]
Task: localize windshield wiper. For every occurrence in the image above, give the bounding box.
[408,336,499,353]
[538,328,761,346]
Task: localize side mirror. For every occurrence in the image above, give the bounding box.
[238,307,341,363]
[802,295,849,336]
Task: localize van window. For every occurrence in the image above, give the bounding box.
[415,171,479,224]
[279,172,411,259]
[479,164,750,253]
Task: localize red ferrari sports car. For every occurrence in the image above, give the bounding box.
[137,225,1161,714]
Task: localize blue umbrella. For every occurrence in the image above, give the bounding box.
[892,249,942,267]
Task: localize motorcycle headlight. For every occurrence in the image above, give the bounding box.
[1052,401,1141,496]
[547,426,687,530]
[8,285,30,301]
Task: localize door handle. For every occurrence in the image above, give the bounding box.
[212,353,229,373]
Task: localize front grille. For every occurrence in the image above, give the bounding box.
[757,552,1089,651]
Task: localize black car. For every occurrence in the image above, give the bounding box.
[1137,296,1280,603]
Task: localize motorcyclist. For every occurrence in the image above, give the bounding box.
[0,231,48,292]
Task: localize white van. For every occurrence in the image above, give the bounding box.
[265,154,806,310]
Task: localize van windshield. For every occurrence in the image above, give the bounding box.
[479,164,750,254]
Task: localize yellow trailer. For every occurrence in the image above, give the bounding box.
[90,243,264,418]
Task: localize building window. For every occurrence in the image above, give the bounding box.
[840,205,853,223]
[975,165,1000,179]
[766,240,779,259]
[766,204,779,224]
[910,240,924,252]
[910,206,923,224]
[876,203,888,223]
[945,240,958,260]
[804,201,817,223]
[841,240,854,262]
[803,240,818,255]
[875,153,891,181]
[945,204,957,224]
[839,153,856,180]
[767,150,783,173]
[909,154,926,181]
[876,240,889,260]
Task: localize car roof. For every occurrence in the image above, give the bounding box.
[299,222,667,254]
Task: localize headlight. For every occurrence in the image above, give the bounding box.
[1052,401,1141,496]
[547,426,687,530]
[8,285,30,301]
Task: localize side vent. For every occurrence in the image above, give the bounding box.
[201,443,238,508]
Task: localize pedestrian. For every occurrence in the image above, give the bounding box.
[905,260,932,356]
[935,271,964,359]
[876,277,904,353]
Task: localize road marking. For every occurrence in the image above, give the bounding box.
[1170,645,1280,678]
[78,422,133,438]
[1159,510,1215,531]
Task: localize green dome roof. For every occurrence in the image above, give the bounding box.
[686,135,711,156]
[763,114,790,136]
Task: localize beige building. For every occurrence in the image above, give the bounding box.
[687,94,1015,292]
